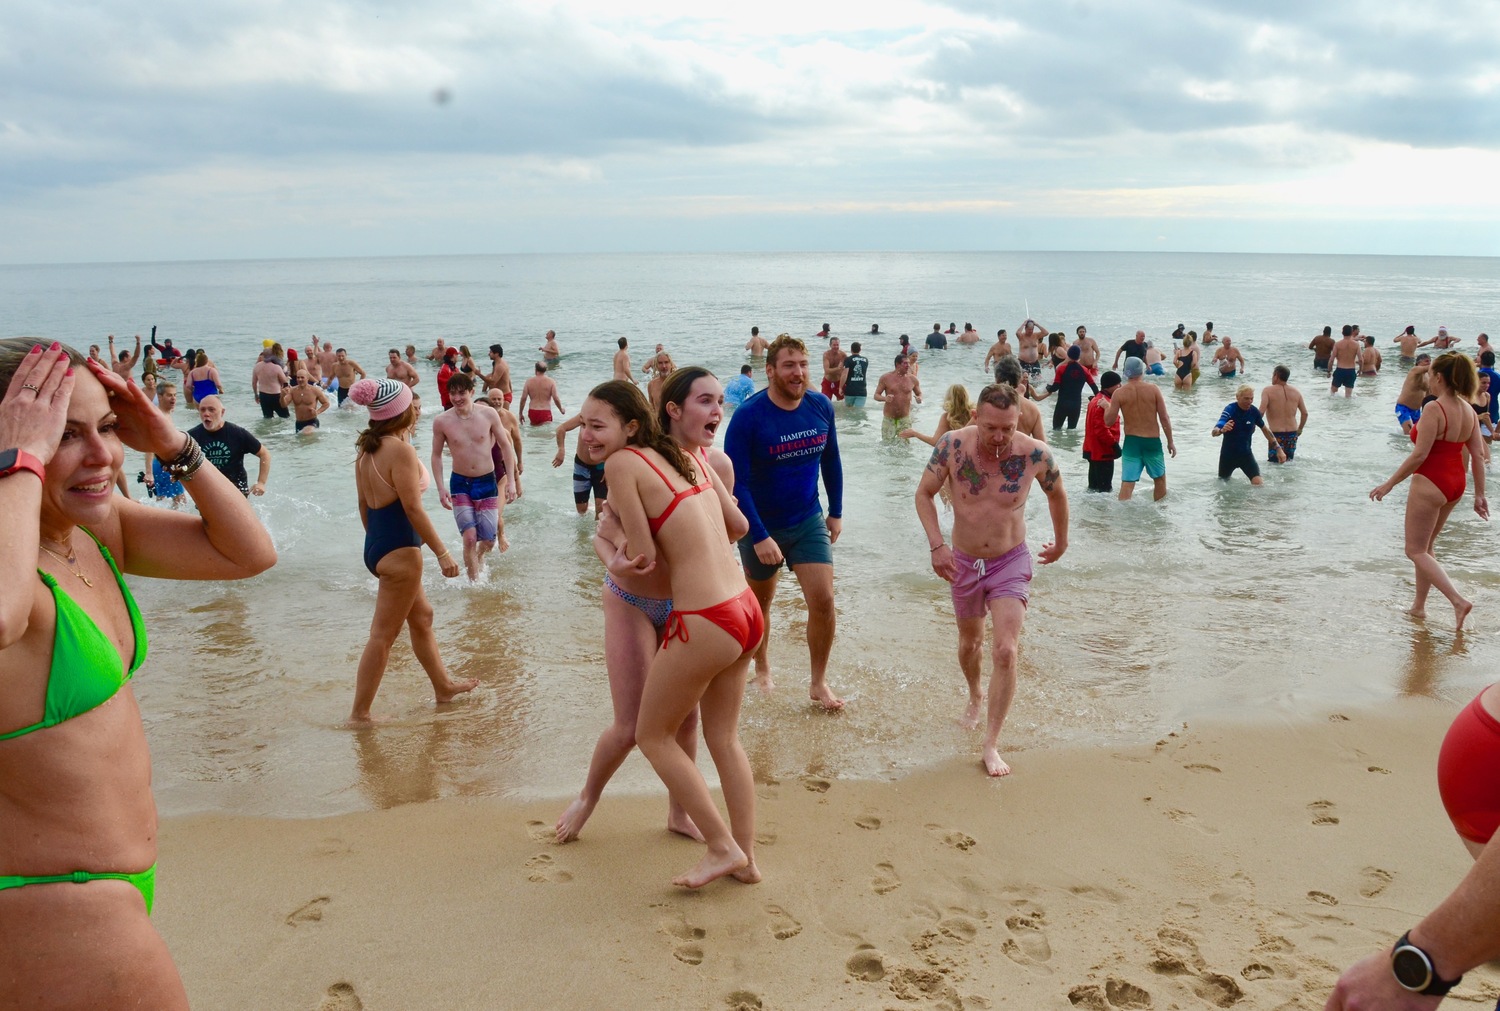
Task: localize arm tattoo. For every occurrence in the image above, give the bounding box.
[1038,450,1062,493]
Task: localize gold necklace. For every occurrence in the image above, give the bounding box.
[38,538,94,588]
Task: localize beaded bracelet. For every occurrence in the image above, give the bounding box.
[155,433,205,481]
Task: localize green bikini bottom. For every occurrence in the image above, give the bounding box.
[0,863,155,915]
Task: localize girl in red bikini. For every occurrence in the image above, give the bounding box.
[1370,352,1489,630]
[581,377,761,888]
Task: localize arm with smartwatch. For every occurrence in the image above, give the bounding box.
[1325,830,1500,1008]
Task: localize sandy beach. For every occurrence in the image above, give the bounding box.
[155,696,1499,1010]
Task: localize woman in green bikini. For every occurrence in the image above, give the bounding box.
[0,339,275,1007]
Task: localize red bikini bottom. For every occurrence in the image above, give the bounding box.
[663,587,765,654]
[1438,688,1500,844]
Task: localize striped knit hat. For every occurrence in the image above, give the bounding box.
[348,377,412,420]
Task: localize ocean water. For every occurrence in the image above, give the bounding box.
[3,251,1497,818]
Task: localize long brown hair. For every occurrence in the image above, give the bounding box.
[587,379,698,483]
[0,338,85,395]
[354,405,417,456]
[657,366,718,440]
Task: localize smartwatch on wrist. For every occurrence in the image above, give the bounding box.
[0,448,45,483]
[1391,931,1462,995]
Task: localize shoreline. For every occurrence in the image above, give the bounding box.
[157,695,1500,1010]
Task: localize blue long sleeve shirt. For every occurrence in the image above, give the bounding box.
[724,389,843,543]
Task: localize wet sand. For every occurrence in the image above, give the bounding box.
[157,696,1500,1010]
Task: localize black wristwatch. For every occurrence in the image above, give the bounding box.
[1391,931,1462,995]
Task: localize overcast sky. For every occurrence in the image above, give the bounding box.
[3,0,1498,263]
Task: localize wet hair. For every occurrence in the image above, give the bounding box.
[337,347,348,355]
[1182,333,1196,347]
[489,344,503,356]
[1324,326,1333,337]
[766,334,807,368]
[994,354,1023,387]
[1205,322,1214,330]
[1482,350,1496,367]
[586,379,697,483]
[446,372,475,394]
[751,326,759,336]
[850,341,861,354]
[271,342,284,356]
[996,329,1007,338]
[618,337,628,349]
[740,364,753,375]
[194,351,208,367]
[388,348,399,356]
[942,384,974,429]
[118,351,130,362]
[354,405,418,456]
[0,338,86,399]
[977,383,1019,411]
[1430,352,1478,399]
[658,366,719,443]
[1047,333,1063,350]
[1364,336,1375,346]
[1273,365,1291,381]
[894,354,906,366]
[158,381,178,394]
[459,345,471,358]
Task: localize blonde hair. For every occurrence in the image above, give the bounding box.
[942,384,974,429]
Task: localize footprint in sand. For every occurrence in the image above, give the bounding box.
[872,862,902,895]
[1002,914,1052,964]
[1329,713,1350,722]
[1209,872,1254,905]
[846,947,887,982]
[660,913,707,941]
[1183,763,1221,773]
[925,823,977,850]
[855,815,882,830]
[938,916,979,942]
[1150,926,1206,975]
[525,820,553,842]
[1190,973,1245,1007]
[674,944,704,965]
[1067,984,1108,1010]
[765,904,802,940]
[313,837,352,857]
[1308,800,1340,826]
[1359,867,1394,898]
[801,775,832,793]
[1307,890,1339,906]
[1367,766,1391,774]
[888,967,951,1002]
[285,896,330,927]
[1105,978,1153,1008]
[1241,962,1276,980]
[1068,885,1124,904]
[724,991,762,1010]
[525,853,573,883]
[319,982,363,1011]
[755,827,777,847]
[1164,809,1219,835]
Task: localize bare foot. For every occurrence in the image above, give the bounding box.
[958,696,983,730]
[667,809,706,843]
[1406,606,1427,620]
[435,677,480,703]
[555,796,594,843]
[1456,598,1474,631]
[982,746,1012,778]
[731,860,763,884]
[673,844,749,888]
[346,713,387,728]
[499,533,510,553]
[810,683,845,711]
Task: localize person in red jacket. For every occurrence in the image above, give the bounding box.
[436,348,458,410]
[1082,370,1122,492]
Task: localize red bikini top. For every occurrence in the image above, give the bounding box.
[627,447,712,535]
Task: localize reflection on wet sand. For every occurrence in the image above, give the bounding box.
[1400,624,1469,698]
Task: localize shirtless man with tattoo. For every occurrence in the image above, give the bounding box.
[915,382,1069,777]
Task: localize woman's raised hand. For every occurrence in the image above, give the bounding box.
[0,343,75,464]
[86,358,186,458]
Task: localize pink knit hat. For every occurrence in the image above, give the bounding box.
[348,377,412,420]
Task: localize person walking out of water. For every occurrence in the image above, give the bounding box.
[142,382,189,508]
[1105,358,1176,501]
[386,349,419,388]
[188,396,270,497]
[348,377,477,724]
[1034,345,1098,430]
[915,382,1068,777]
[1330,325,1361,397]
[1113,330,1148,371]
[821,337,846,401]
[539,330,560,365]
[1212,384,1284,484]
[1173,333,1199,391]
[841,342,870,407]
[875,354,922,439]
[432,374,517,581]
[519,363,564,425]
[1212,336,1245,378]
[985,331,1012,375]
[724,335,845,710]
[186,352,221,406]
[1370,353,1488,630]
[282,369,330,434]
[994,356,1048,442]
[332,349,366,407]
[481,345,513,407]
[1259,366,1308,463]
[251,351,290,419]
[1082,371,1122,492]
[1310,327,1334,372]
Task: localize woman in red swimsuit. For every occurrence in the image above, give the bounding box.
[582,377,762,888]
[1370,353,1489,629]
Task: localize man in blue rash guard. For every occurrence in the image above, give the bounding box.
[724,334,846,710]
[1212,384,1285,483]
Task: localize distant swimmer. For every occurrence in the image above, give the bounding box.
[332,348,366,406]
[1073,325,1100,370]
[1424,326,1461,350]
[187,396,271,497]
[1310,326,1335,372]
[746,326,770,357]
[926,324,947,350]
[874,353,922,439]
[1370,353,1489,630]
[1201,321,1218,346]
[425,338,449,362]
[106,333,142,378]
[1329,325,1361,397]
[868,323,881,335]
[432,373,517,579]
[1360,336,1383,377]
[482,344,513,407]
[1082,370,1123,492]
[915,382,1069,777]
[404,344,419,366]
[814,323,831,340]
[958,323,980,345]
[984,330,1012,374]
[993,355,1048,442]
[821,336,847,400]
[1259,366,1308,463]
[1112,330,1148,370]
[840,342,870,408]
[1105,358,1176,501]
[613,337,638,384]
[724,335,845,710]
[1015,318,1048,380]
[1393,325,1420,363]
[518,362,564,425]
[282,369,331,433]
[1173,334,1199,391]
[1395,355,1433,434]
[1213,384,1285,483]
[539,330,561,364]
[1212,335,1245,378]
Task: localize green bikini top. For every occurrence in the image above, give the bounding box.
[0,531,147,742]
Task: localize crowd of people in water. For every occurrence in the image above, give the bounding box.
[0,313,1496,1007]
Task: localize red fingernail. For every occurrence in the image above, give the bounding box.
[48,342,60,351]
[29,344,41,354]
[65,368,73,376]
